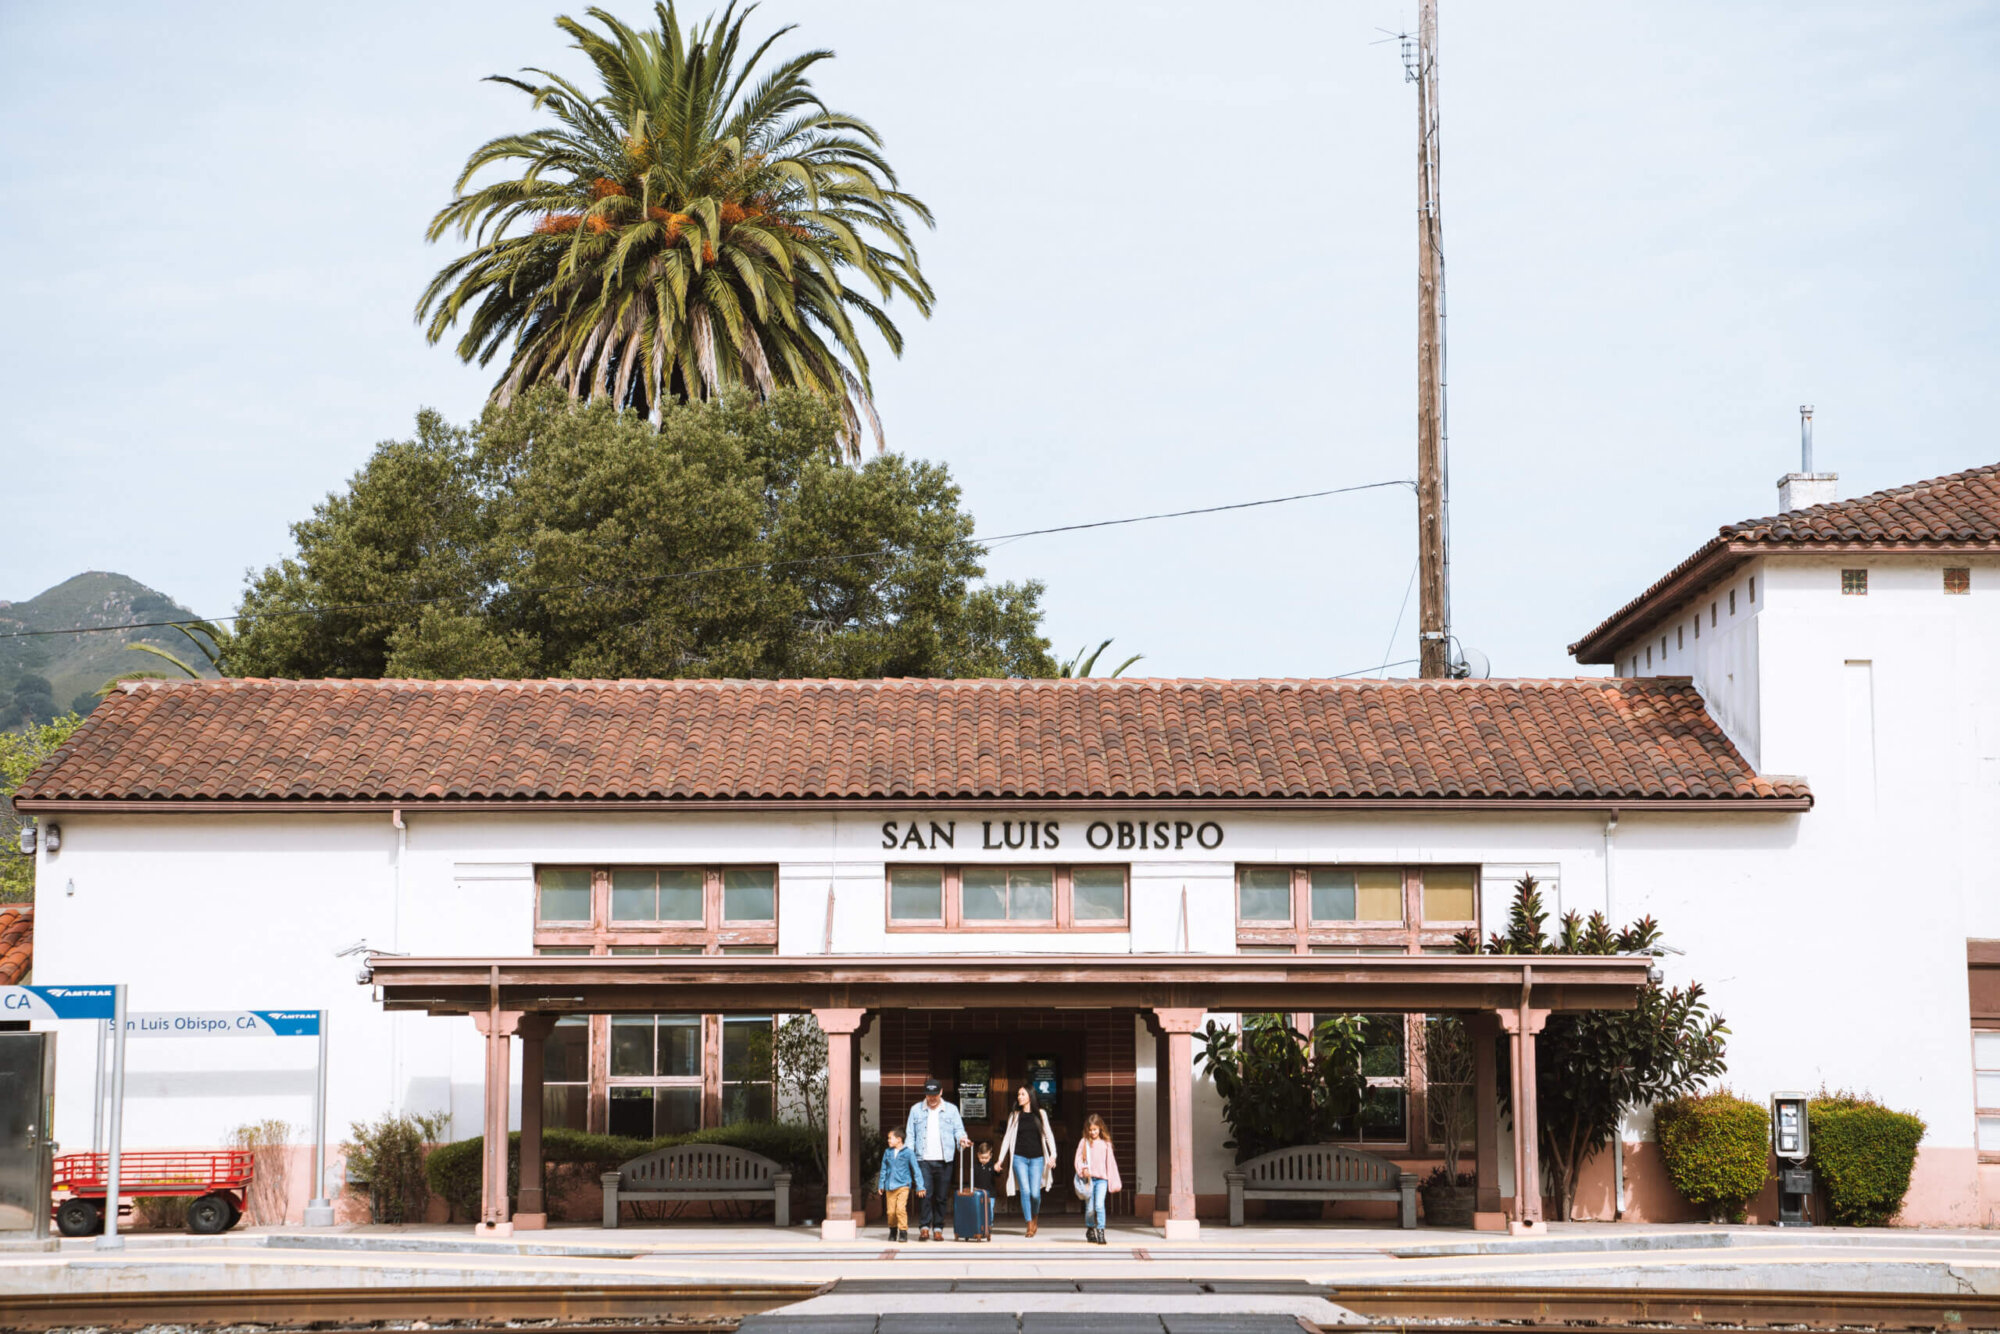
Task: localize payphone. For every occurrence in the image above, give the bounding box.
[1771,1090,1811,1227]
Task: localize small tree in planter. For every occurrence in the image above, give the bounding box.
[1196,1012,1368,1162]
[1414,1014,1478,1225]
[772,1014,830,1182]
[1460,876,1729,1220]
[1656,1090,1770,1222]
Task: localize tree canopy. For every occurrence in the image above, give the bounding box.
[231,389,1053,681]
[418,2,933,457]
[1,713,82,901]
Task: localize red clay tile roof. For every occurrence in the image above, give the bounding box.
[14,677,1805,807]
[0,907,31,986]
[1571,461,2000,662]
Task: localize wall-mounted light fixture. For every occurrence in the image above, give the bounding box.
[41,823,60,854]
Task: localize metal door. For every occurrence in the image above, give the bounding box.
[0,1032,55,1236]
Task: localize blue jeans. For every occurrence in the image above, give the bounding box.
[1012,1156,1045,1222]
[1083,1177,1108,1228]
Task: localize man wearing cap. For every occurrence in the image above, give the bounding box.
[905,1079,971,1241]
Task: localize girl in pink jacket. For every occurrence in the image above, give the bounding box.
[1073,1113,1121,1244]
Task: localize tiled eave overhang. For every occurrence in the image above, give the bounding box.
[1569,537,2000,664]
[11,793,1812,814]
[368,951,1658,1017]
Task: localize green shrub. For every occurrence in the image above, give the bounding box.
[1655,1090,1770,1222]
[135,1194,193,1229]
[1809,1092,1926,1226]
[426,1121,823,1222]
[344,1109,450,1223]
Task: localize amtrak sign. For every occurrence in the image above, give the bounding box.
[125,1010,322,1039]
[0,985,117,1020]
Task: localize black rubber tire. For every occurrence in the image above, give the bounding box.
[223,1196,243,1231]
[55,1198,103,1237]
[186,1193,232,1235]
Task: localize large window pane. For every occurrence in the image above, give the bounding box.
[608,1086,654,1139]
[1356,869,1404,923]
[1238,867,1292,921]
[723,1082,774,1126]
[538,867,592,923]
[1011,869,1055,922]
[1976,1031,2000,1070]
[890,866,944,922]
[722,868,775,922]
[610,1015,656,1077]
[1072,867,1127,921]
[659,868,705,921]
[962,867,1008,920]
[610,867,657,921]
[1360,1086,1408,1140]
[543,1083,588,1131]
[1310,869,1357,922]
[1360,1015,1405,1078]
[657,1014,701,1079]
[722,1016,773,1083]
[1422,867,1477,923]
[544,1017,590,1083]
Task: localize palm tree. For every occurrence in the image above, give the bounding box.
[1059,640,1143,679]
[99,621,234,695]
[418,3,934,457]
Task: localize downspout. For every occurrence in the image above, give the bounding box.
[390,807,406,1113]
[1604,809,1625,1220]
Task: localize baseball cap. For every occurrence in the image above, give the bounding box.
[923,1079,941,1095]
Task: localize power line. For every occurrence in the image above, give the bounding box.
[1333,656,1420,679]
[0,478,1415,641]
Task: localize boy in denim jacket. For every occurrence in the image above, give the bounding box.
[876,1126,920,1242]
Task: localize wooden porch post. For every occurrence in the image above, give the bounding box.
[471,1006,522,1237]
[813,1008,868,1241]
[1497,992,1550,1235]
[1152,1007,1206,1240]
[514,1014,556,1230]
[1143,1012,1170,1227]
[1469,1011,1504,1230]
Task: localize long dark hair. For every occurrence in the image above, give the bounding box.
[1015,1082,1040,1118]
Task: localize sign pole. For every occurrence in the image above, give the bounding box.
[304,1009,334,1226]
[96,984,128,1250]
[91,1019,106,1153]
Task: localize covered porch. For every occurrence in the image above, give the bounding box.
[367,953,1654,1239]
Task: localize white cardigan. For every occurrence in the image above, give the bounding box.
[993,1107,1059,1195]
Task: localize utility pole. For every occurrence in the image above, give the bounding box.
[1412,0,1452,679]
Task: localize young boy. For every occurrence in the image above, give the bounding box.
[973,1140,997,1233]
[877,1126,919,1242]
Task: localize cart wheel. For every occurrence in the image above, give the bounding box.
[56,1198,103,1237]
[186,1193,232,1235]
[223,1196,243,1231]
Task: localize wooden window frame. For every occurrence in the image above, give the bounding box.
[1234,865,1478,954]
[1239,865,1481,1154]
[1975,1021,2000,1163]
[531,864,780,1133]
[884,864,1130,932]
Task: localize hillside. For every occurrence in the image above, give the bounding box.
[0,573,217,727]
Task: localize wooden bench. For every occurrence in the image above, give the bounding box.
[601,1144,791,1228]
[1225,1144,1417,1228]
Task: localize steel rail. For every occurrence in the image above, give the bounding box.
[0,1281,822,1329]
[1323,1282,2000,1329]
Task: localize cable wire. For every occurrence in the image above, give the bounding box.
[1,478,1416,641]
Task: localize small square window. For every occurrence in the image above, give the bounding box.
[1238,867,1293,922]
[537,867,593,923]
[722,868,776,922]
[1355,869,1404,923]
[1421,867,1477,924]
[1842,569,1868,596]
[961,867,1053,922]
[1946,568,1971,594]
[1310,868,1357,921]
[1072,867,1128,921]
[889,866,945,922]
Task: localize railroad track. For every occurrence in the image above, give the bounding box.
[3,1281,1995,1331]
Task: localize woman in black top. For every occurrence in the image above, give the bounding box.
[995,1083,1058,1236]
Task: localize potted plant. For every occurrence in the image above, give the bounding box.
[1416,1014,1478,1226]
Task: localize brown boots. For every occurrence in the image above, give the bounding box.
[1025,1219,1038,1238]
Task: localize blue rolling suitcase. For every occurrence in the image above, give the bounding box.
[952,1146,990,1241]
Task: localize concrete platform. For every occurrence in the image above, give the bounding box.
[6,1220,2000,1301]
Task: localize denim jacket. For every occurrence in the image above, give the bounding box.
[877,1143,919,1191]
[904,1098,968,1160]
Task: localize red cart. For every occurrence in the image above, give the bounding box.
[52,1149,254,1236]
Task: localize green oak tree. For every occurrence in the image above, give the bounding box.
[1,713,83,901]
[419,2,933,458]
[231,388,1052,681]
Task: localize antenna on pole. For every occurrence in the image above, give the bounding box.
[1410,0,1454,679]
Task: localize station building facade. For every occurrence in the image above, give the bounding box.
[14,459,2000,1231]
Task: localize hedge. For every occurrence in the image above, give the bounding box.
[1808,1094,1926,1226]
[426,1122,823,1221]
[1655,1090,1770,1222]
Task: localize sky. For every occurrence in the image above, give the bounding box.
[3,0,1997,679]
